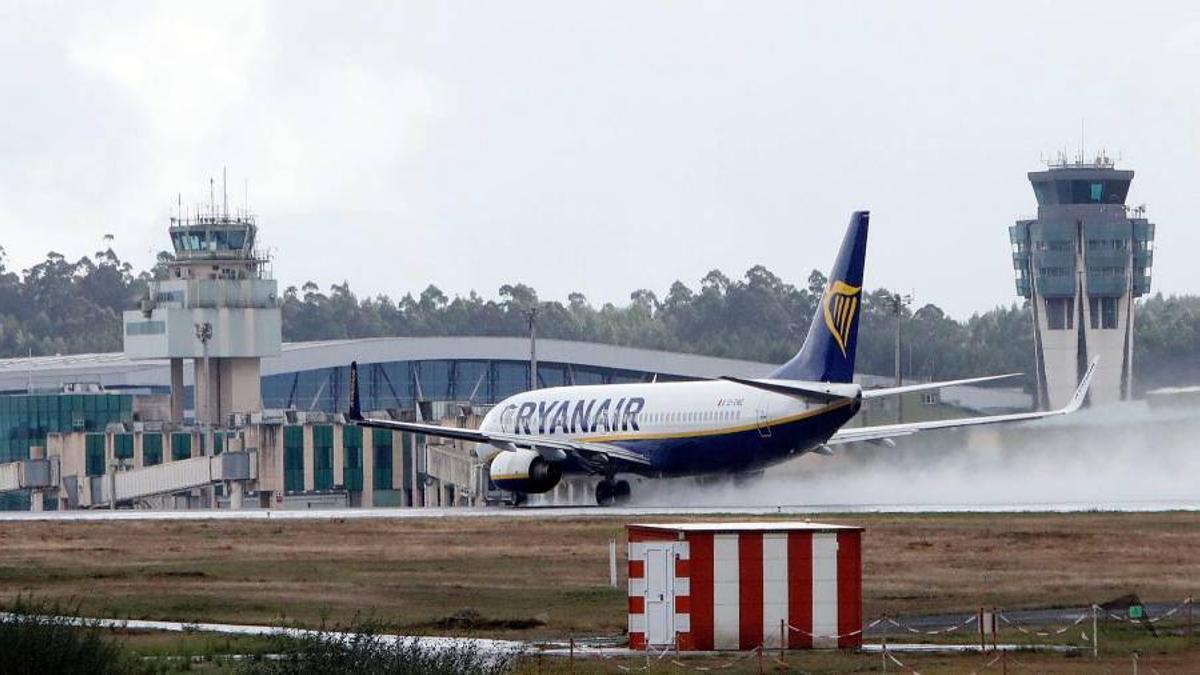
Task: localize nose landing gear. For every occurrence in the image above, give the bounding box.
[595,478,632,506]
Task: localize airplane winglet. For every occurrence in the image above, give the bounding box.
[1063,356,1099,414]
[861,372,1023,399]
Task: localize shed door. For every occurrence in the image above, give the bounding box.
[811,532,840,648]
[644,544,675,645]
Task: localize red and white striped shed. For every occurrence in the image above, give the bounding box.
[627,522,863,651]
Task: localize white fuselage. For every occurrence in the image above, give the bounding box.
[475,379,861,467]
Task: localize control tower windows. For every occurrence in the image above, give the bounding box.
[1032,179,1131,205]
[1089,297,1118,330]
[171,228,250,253]
[1045,298,1074,330]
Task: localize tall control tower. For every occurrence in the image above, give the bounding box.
[1009,153,1154,408]
[123,190,281,423]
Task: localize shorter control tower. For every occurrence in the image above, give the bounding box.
[124,192,281,423]
[1009,153,1154,408]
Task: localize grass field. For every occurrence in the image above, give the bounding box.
[0,510,1198,670]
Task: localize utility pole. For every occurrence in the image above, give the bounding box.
[526,308,538,391]
[195,322,215,507]
[891,293,912,423]
[195,322,214,426]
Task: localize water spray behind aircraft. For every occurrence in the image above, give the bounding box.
[630,399,1200,511]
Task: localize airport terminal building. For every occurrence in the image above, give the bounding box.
[0,335,784,510]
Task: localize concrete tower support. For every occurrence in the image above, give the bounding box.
[169,358,185,422]
[1010,154,1154,408]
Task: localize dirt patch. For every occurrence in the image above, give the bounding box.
[420,608,547,631]
[146,570,207,579]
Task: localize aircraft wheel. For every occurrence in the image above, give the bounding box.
[595,480,615,506]
[510,491,527,506]
[614,480,632,504]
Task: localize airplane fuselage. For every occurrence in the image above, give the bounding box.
[477,379,862,478]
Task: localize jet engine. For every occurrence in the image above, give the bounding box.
[489,449,562,494]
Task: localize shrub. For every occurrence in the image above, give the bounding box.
[238,620,522,675]
[0,598,135,675]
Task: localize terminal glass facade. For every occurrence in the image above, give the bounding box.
[171,433,191,461]
[343,426,363,491]
[144,433,163,466]
[372,429,392,490]
[260,359,659,412]
[313,425,333,490]
[283,426,304,492]
[115,433,134,460]
[0,394,132,463]
[85,434,105,476]
[0,393,132,510]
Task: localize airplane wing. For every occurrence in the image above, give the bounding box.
[861,373,1022,399]
[350,415,652,466]
[827,357,1097,447]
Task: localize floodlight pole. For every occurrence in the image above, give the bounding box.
[195,322,216,508]
[891,293,912,423]
[526,308,539,391]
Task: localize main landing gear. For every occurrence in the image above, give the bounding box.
[595,478,632,506]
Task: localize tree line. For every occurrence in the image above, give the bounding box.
[1,246,1197,392]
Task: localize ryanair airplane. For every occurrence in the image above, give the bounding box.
[348,212,1097,505]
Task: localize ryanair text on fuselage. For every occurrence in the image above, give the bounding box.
[504,397,648,435]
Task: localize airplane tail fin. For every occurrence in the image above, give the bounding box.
[768,211,869,383]
[348,361,363,421]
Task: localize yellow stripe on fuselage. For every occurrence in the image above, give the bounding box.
[578,398,854,444]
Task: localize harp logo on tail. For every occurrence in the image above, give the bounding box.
[822,280,862,359]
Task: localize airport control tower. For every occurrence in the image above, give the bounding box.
[123,191,281,423]
[1009,153,1154,408]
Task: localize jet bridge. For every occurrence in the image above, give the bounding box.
[75,452,257,509]
[0,459,58,493]
[0,450,258,510]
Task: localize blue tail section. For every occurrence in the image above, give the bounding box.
[769,211,869,383]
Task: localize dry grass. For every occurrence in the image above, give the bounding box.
[0,511,1197,642]
[531,650,1200,674]
[854,511,1200,616]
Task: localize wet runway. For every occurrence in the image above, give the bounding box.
[0,498,1196,522]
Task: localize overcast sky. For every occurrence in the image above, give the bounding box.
[2,1,1198,318]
